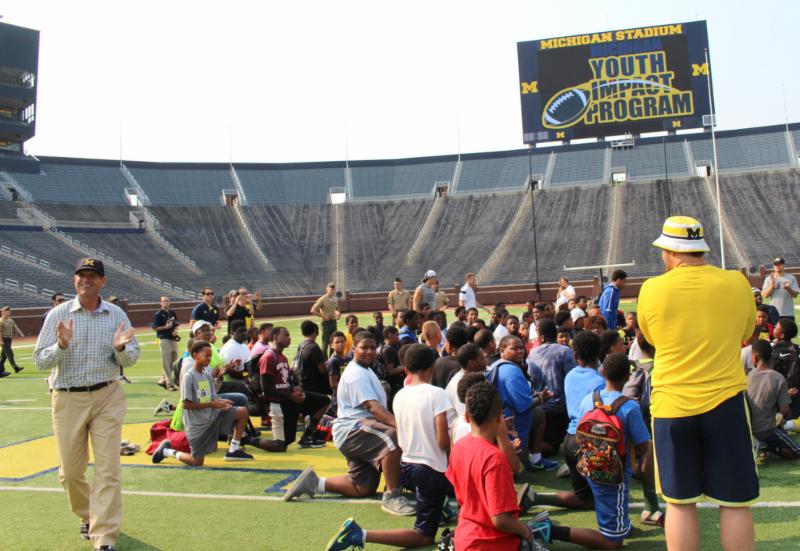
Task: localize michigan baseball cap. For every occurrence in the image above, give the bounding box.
[652,216,710,253]
[74,258,105,276]
[191,320,212,333]
[422,269,437,282]
[774,257,786,265]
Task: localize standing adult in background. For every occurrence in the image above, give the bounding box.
[226,290,252,335]
[638,217,757,551]
[236,287,262,330]
[433,281,449,312]
[152,296,179,391]
[34,258,139,551]
[311,282,340,356]
[413,270,438,313]
[191,287,220,328]
[458,272,482,312]
[555,277,576,309]
[762,257,799,321]
[598,270,627,330]
[387,277,411,317]
[43,292,67,327]
[0,306,24,377]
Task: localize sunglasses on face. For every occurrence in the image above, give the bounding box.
[204,292,215,296]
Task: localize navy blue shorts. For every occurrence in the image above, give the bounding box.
[758,428,800,458]
[653,392,759,506]
[401,462,451,538]
[587,478,630,541]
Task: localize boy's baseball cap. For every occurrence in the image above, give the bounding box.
[74,258,105,276]
[652,216,710,253]
[191,320,212,333]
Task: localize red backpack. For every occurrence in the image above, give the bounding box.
[575,391,630,485]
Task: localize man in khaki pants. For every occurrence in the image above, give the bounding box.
[35,258,139,551]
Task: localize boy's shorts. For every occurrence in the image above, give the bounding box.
[757,427,800,458]
[401,462,451,538]
[587,478,630,542]
[269,391,331,444]
[653,392,759,506]
[543,409,569,449]
[188,407,238,458]
[337,418,398,491]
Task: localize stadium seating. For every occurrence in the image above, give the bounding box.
[0,122,798,307]
[350,158,455,198]
[549,147,605,186]
[236,165,344,205]
[7,159,130,204]
[457,151,548,193]
[128,165,233,206]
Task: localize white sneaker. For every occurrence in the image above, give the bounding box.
[153,399,171,416]
[381,491,416,516]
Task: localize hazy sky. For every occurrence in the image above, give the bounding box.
[4,0,798,163]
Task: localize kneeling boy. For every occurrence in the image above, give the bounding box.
[153,340,252,465]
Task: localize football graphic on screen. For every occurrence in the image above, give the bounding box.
[542,87,591,129]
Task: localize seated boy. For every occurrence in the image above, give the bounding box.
[572,352,652,548]
[771,318,800,422]
[325,344,454,549]
[747,340,800,460]
[283,331,415,516]
[153,340,253,465]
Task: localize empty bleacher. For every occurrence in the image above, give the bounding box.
[7,159,129,204]
[689,130,791,172]
[237,164,344,205]
[38,203,135,224]
[350,158,455,198]
[549,147,605,186]
[128,164,233,206]
[458,151,548,193]
[342,198,434,291]
[486,186,612,285]
[610,141,689,181]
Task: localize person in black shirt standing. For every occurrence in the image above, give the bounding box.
[226,291,252,335]
[299,320,331,395]
[152,296,180,391]
[191,288,220,327]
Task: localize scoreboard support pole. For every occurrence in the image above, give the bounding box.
[705,48,726,269]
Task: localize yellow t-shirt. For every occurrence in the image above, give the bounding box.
[638,264,756,418]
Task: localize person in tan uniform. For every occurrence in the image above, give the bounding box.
[311,282,341,356]
[387,277,411,317]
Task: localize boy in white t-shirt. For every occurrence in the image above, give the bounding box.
[445,343,487,420]
[325,344,455,550]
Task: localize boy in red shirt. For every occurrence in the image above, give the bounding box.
[446,381,542,550]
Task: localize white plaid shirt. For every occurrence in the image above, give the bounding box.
[34,297,140,389]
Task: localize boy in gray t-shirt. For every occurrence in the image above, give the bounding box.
[746,341,800,460]
[152,341,253,465]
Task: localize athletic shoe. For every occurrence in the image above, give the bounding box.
[153,399,171,417]
[224,448,254,461]
[166,385,178,392]
[555,462,571,479]
[283,467,319,501]
[0,371,10,378]
[439,499,457,525]
[528,514,553,545]
[80,521,90,540]
[517,482,536,513]
[526,457,559,472]
[13,366,23,373]
[156,380,167,389]
[96,546,116,551]
[119,375,132,384]
[325,517,364,551]
[381,491,416,516]
[152,440,170,464]
[298,435,326,449]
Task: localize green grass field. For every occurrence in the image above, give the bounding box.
[1,304,799,550]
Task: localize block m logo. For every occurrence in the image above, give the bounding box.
[692,63,708,76]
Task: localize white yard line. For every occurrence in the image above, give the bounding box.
[2,485,800,508]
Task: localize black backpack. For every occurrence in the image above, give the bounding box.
[771,341,800,389]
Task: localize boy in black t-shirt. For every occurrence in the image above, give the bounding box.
[378,326,404,395]
[326,332,348,416]
[299,320,331,395]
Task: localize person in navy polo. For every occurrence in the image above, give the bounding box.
[191,287,220,328]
